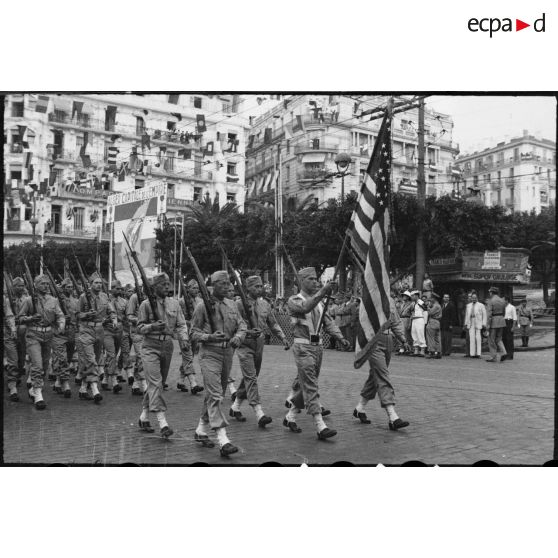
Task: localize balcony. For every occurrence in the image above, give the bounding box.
[55,186,110,201]
[48,112,92,129]
[297,168,330,181]
[505,178,516,187]
[5,219,21,232]
[9,144,24,153]
[294,142,340,155]
[58,224,110,240]
[167,197,194,209]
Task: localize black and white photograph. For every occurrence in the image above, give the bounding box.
[2,92,555,465]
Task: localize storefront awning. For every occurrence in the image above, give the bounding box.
[301,153,326,164]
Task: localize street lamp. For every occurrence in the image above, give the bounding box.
[334,153,352,201]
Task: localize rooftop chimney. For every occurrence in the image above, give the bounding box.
[523,129,529,137]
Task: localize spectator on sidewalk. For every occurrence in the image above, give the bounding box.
[440,293,458,356]
[517,299,534,347]
[425,293,442,358]
[485,286,507,363]
[422,273,434,300]
[464,292,487,358]
[501,296,517,361]
[398,290,413,354]
[410,291,427,357]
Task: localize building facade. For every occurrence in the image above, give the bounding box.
[244,95,460,205]
[456,131,556,214]
[4,93,249,246]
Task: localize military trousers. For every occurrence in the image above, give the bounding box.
[4,333,18,389]
[488,327,506,358]
[178,337,196,379]
[16,326,27,377]
[78,324,105,383]
[361,334,395,407]
[236,337,265,406]
[199,344,234,429]
[425,318,441,353]
[51,333,70,382]
[117,328,132,371]
[290,342,323,416]
[103,326,122,378]
[25,328,54,389]
[130,331,145,381]
[141,337,174,413]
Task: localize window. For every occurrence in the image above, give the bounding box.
[73,207,85,230]
[76,135,84,148]
[166,151,175,171]
[193,96,202,109]
[509,168,514,177]
[136,116,145,136]
[167,183,175,198]
[227,163,237,176]
[226,192,236,203]
[286,139,290,154]
[168,94,180,104]
[167,121,176,131]
[134,178,144,190]
[11,102,24,117]
[77,112,90,127]
[193,187,202,201]
[312,138,320,150]
[55,169,64,184]
[11,170,22,181]
[25,207,32,220]
[222,102,232,114]
[286,165,290,181]
[54,109,67,123]
[400,119,409,130]
[513,148,519,162]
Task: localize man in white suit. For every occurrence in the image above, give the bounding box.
[464,292,487,358]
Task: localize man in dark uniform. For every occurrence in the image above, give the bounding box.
[17,275,65,409]
[229,275,290,426]
[440,293,457,356]
[283,267,350,440]
[485,286,507,363]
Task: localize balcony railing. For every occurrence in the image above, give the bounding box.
[9,144,24,153]
[59,224,110,239]
[5,219,21,231]
[294,142,340,155]
[298,168,330,181]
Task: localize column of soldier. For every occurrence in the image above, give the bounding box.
[3,248,412,459]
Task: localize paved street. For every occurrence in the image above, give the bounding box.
[3,341,554,465]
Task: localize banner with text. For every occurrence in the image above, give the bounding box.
[107,183,167,285]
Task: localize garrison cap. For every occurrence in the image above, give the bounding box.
[299,267,316,281]
[112,280,122,289]
[187,279,198,289]
[89,272,102,282]
[61,278,73,287]
[245,275,262,288]
[152,272,170,286]
[210,270,229,283]
[488,286,500,295]
[34,274,49,286]
[12,277,25,286]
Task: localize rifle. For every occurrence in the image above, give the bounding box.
[215,239,256,330]
[72,249,94,311]
[95,264,107,293]
[3,271,17,316]
[315,234,349,336]
[22,258,38,314]
[124,248,144,304]
[281,243,302,292]
[44,266,68,317]
[181,241,216,333]
[123,233,160,321]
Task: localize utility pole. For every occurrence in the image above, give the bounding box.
[415,97,426,291]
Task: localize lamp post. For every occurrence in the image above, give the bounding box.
[29,194,39,244]
[334,152,351,202]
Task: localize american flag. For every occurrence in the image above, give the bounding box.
[347,100,393,356]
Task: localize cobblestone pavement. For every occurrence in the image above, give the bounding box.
[3,341,554,465]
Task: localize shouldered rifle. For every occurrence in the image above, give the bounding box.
[22,258,38,314]
[72,250,94,311]
[44,266,68,316]
[181,241,216,333]
[124,248,144,304]
[68,270,82,297]
[315,234,349,336]
[281,243,302,292]
[3,271,17,315]
[122,233,160,321]
[215,239,256,330]
[175,267,194,321]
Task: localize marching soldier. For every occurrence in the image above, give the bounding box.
[4,294,19,401]
[176,280,204,394]
[126,282,148,396]
[283,267,350,440]
[352,297,411,430]
[77,273,117,403]
[190,270,247,456]
[101,280,127,392]
[229,275,290,427]
[51,278,79,397]
[17,275,65,410]
[136,272,190,438]
[11,277,29,384]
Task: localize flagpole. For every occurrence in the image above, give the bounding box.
[278,145,284,298]
[178,213,184,299]
[108,221,114,290]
